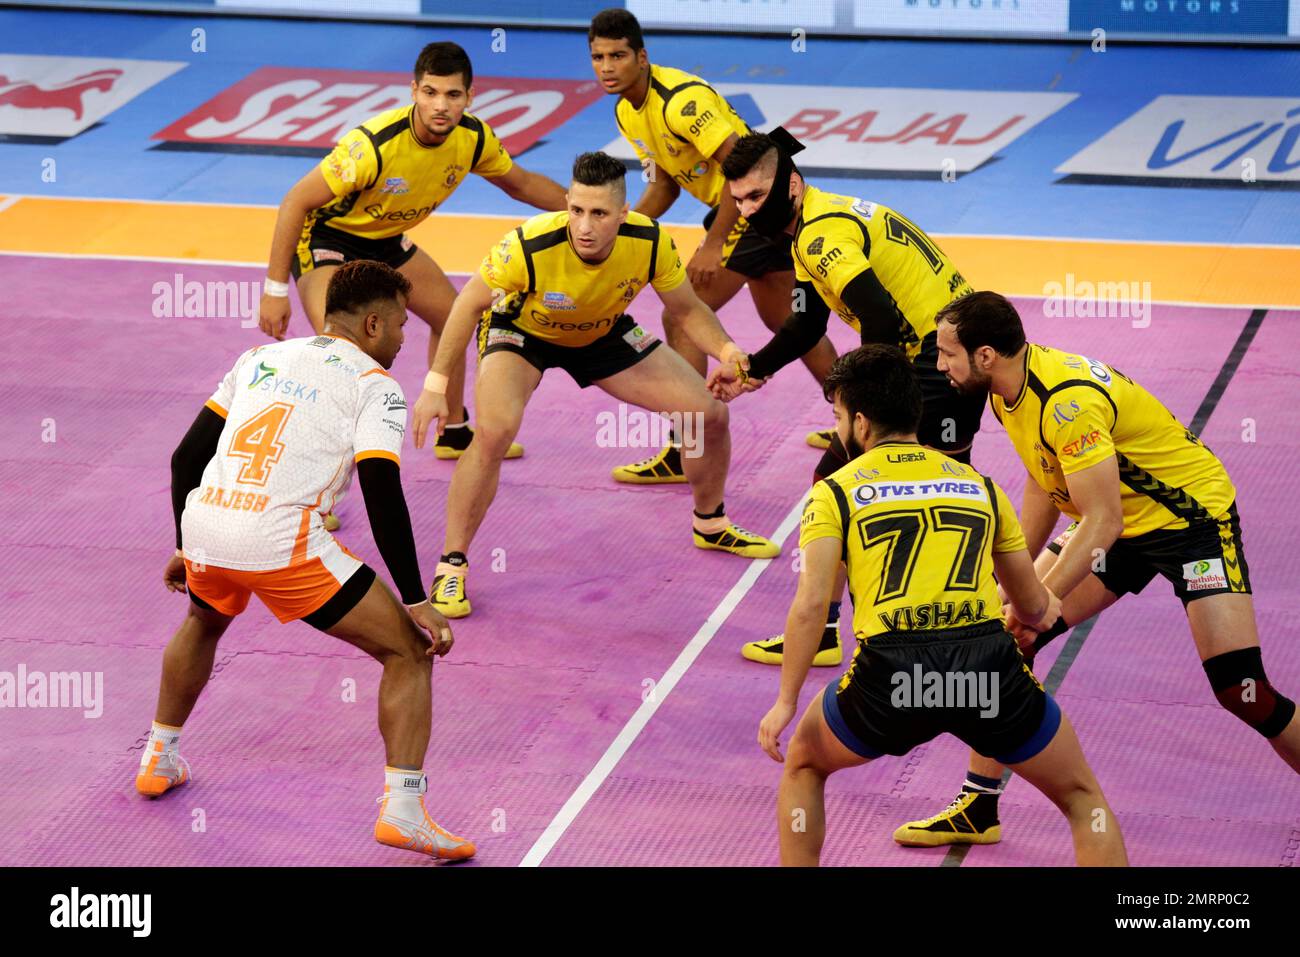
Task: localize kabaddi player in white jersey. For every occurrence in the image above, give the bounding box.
[136,261,475,861]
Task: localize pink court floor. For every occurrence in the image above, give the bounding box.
[1,254,1296,866]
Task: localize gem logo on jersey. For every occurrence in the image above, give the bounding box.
[154,68,602,157]
[1183,558,1228,592]
[0,55,185,139]
[1058,96,1300,184]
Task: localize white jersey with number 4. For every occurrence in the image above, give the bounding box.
[181,334,406,571]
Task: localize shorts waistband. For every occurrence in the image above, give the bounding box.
[864,620,1007,648]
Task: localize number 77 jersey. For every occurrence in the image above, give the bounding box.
[800,443,1027,642]
[181,335,407,571]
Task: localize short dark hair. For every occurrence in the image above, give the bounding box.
[325,260,412,317]
[935,291,1026,358]
[589,8,644,51]
[822,344,922,437]
[571,151,627,199]
[721,133,779,181]
[413,42,472,88]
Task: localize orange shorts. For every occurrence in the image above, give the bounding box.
[184,541,364,623]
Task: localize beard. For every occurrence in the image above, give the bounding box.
[951,365,992,397]
[842,429,866,460]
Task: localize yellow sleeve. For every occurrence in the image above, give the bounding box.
[471,118,514,179]
[319,128,378,198]
[1043,386,1117,475]
[479,229,528,294]
[650,229,687,293]
[990,482,1028,553]
[664,84,741,158]
[798,482,845,551]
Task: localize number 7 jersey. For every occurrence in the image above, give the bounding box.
[800,442,1027,642]
[181,335,407,571]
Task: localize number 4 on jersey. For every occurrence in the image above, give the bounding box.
[228,402,293,486]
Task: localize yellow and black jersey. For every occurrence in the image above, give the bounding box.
[616,64,750,209]
[793,185,972,360]
[800,442,1027,643]
[310,105,513,240]
[992,344,1236,536]
[478,210,686,347]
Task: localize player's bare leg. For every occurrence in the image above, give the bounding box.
[432,350,542,618]
[326,575,475,860]
[612,266,746,485]
[1006,712,1128,865]
[1187,593,1300,773]
[595,344,777,559]
[778,689,869,866]
[295,262,340,335]
[136,599,234,797]
[398,248,466,425]
[895,548,1119,845]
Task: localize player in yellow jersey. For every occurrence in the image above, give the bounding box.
[258,42,567,466]
[890,291,1300,848]
[406,152,779,619]
[713,131,984,667]
[757,344,1126,866]
[588,9,839,484]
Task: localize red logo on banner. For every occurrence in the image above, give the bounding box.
[0,69,122,120]
[153,67,603,155]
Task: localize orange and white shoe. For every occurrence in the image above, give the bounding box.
[374,778,476,861]
[135,739,191,797]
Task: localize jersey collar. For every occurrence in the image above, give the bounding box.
[1004,345,1033,413]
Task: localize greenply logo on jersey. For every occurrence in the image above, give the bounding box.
[248,361,277,389]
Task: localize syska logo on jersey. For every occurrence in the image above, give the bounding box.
[1058,96,1300,183]
[602,85,1075,174]
[247,361,319,403]
[0,54,184,138]
[154,68,603,156]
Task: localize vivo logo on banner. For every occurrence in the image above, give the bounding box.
[1058,96,1300,183]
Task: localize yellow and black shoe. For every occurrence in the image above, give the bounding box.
[612,443,687,484]
[692,523,779,559]
[435,422,523,461]
[805,428,836,450]
[893,789,1002,847]
[430,569,471,619]
[742,622,842,666]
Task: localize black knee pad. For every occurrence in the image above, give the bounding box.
[1202,647,1297,739]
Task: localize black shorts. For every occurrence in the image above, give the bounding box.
[815,338,985,478]
[822,621,1062,765]
[476,309,661,388]
[291,221,418,279]
[1047,501,1252,605]
[702,207,794,279]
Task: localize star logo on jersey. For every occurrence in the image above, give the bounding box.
[247,361,277,389]
[680,99,697,117]
[806,236,824,256]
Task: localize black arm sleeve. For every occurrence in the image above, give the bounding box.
[746,280,832,380]
[356,457,426,606]
[171,406,226,550]
[837,268,904,346]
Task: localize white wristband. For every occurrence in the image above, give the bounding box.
[263,278,290,298]
[423,371,449,395]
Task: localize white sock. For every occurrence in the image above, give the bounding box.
[383,767,427,821]
[148,721,182,752]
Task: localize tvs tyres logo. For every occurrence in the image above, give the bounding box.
[153,67,604,156]
[0,55,185,139]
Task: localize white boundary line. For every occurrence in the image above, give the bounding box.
[2,249,1292,313]
[0,193,1297,250]
[518,499,806,868]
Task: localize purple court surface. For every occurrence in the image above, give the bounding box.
[1,255,1296,867]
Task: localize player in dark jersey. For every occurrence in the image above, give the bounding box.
[758,344,1126,866]
[892,291,1299,848]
